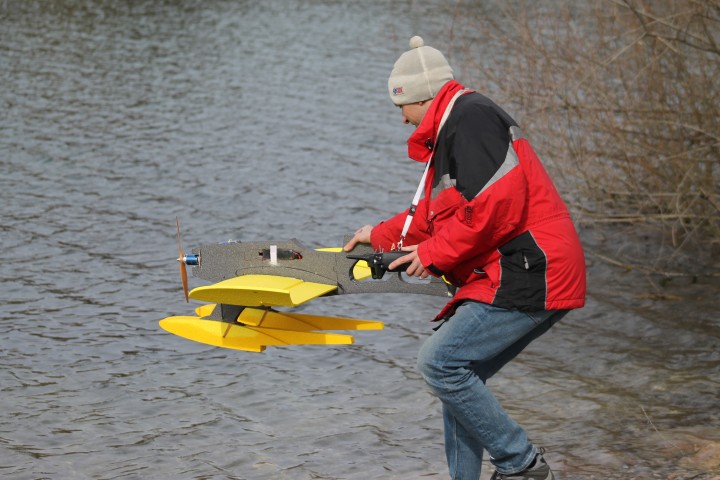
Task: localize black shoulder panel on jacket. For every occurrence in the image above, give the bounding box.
[433,93,519,201]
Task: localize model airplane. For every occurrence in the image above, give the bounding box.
[160,219,453,352]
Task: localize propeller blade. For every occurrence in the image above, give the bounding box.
[176,216,189,302]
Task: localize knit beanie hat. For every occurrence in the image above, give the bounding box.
[388,36,454,106]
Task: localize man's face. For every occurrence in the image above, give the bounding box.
[400,100,431,127]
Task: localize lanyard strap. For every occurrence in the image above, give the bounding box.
[397,160,431,249]
[396,89,472,249]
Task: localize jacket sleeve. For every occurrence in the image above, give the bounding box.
[417,104,529,275]
[371,198,432,251]
[418,170,528,276]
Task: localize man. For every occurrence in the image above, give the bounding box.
[344,36,586,479]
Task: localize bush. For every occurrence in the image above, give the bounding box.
[450,0,719,274]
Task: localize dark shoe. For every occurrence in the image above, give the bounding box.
[489,448,555,480]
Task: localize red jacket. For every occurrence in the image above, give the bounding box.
[371,81,586,320]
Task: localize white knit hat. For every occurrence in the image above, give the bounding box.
[388,36,454,105]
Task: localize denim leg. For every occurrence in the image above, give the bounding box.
[417,302,565,478]
[443,403,484,479]
[472,309,567,383]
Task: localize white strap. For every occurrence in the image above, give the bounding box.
[397,160,431,249]
[396,89,471,249]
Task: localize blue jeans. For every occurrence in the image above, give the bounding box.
[417,301,567,480]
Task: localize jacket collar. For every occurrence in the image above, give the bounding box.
[406,80,467,163]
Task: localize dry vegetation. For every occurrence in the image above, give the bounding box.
[449,0,719,274]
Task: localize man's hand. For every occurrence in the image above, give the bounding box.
[343,225,373,251]
[389,244,428,278]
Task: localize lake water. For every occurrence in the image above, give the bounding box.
[1,1,718,479]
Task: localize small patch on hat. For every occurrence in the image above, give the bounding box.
[392,86,404,96]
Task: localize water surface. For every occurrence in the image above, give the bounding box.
[1,2,718,479]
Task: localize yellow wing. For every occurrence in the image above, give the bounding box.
[188,275,337,307]
[159,316,356,352]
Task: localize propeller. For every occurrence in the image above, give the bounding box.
[176,216,189,302]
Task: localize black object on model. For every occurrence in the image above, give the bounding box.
[346,251,409,280]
